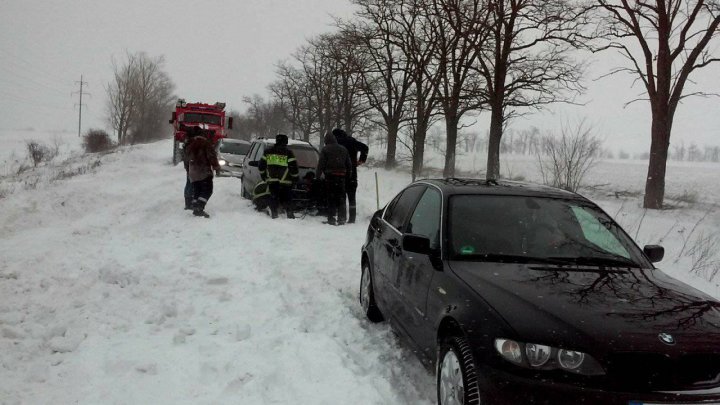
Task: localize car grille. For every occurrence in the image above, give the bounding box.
[606,352,720,390]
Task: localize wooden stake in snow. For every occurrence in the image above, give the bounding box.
[375,172,380,211]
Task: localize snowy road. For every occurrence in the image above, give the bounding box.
[3,138,719,404]
[0,141,434,404]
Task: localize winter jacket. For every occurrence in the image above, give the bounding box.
[316,133,352,180]
[187,136,220,182]
[259,144,299,185]
[332,129,368,181]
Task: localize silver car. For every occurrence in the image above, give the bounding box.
[216,138,251,177]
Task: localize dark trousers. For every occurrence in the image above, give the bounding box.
[345,178,358,222]
[184,165,193,208]
[192,177,214,209]
[326,175,347,223]
[268,182,293,216]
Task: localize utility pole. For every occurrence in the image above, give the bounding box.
[73,75,90,137]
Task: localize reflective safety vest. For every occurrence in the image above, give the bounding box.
[259,146,299,185]
[253,181,271,201]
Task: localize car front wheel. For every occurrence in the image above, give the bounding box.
[360,262,383,323]
[438,336,481,405]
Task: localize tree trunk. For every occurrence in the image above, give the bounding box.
[643,115,672,209]
[443,113,459,177]
[413,121,428,180]
[385,121,399,169]
[486,103,503,179]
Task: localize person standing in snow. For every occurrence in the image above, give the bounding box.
[332,128,368,224]
[316,132,352,225]
[258,134,299,219]
[186,135,220,218]
[182,125,201,210]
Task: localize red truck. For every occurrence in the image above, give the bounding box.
[169,98,233,165]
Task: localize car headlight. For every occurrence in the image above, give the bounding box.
[525,343,552,367]
[494,338,604,376]
[218,159,226,166]
[558,349,585,370]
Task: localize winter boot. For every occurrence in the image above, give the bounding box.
[324,217,337,226]
[193,200,210,218]
[348,205,356,224]
[287,211,296,219]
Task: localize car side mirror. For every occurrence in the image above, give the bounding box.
[403,234,431,255]
[169,112,176,124]
[643,245,664,263]
[228,117,234,130]
[248,161,259,167]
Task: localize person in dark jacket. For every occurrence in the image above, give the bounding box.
[258,134,299,219]
[332,128,369,223]
[187,135,220,218]
[316,132,352,225]
[182,125,201,210]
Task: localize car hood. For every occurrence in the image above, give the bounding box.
[219,153,245,165]
[449,261,720,354]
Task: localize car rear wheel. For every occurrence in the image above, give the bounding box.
[438,336,481,405]
[360,262,383,323]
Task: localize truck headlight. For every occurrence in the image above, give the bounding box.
[218,159,226,166]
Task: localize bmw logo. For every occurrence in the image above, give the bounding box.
[658,333,676,345]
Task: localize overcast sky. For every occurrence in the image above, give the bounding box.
[1,0,718,154]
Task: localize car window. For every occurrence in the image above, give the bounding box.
[406,187,441,249]
[288,145,319,168]
[220,142,250,155]
[384,186,425,232]
[253,143,265,161]
[448,195,647,267]
[571,206,631,259]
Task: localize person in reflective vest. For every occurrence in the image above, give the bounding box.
[252,180,271,212]
[258,134,299,218]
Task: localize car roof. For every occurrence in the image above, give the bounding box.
[415,178,586,200]
[254,138,315,147]
[221,138,250,144]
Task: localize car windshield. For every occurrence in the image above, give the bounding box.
[183,113,221,125]
[448,195,648,268]
[288,145,319,168]
[220,142,249,155]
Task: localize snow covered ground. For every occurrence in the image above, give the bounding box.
[1,137,718,404]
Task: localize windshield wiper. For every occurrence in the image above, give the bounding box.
[457,253,567,265]
[547,256,639,268]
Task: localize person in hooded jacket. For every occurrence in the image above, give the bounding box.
[186,135,220,218]
[182,125,202,210]
[332,128,369,223]
[316,132,352,225]
[258,134,299,219]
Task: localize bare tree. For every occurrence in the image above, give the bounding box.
[345,0,415,168]
[536,120,602,192]
[592,0,720,209]
[270,63,316,141]
[106,52,138,144]
[430,0,489,177]
[105,51,175,145]
[242,94,290,138]
[469,0,589,180]
[129,53,175,143]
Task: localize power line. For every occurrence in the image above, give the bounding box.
[0,64,70,96]
[0,46,72,84]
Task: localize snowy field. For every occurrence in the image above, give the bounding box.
[1,136,719,404]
